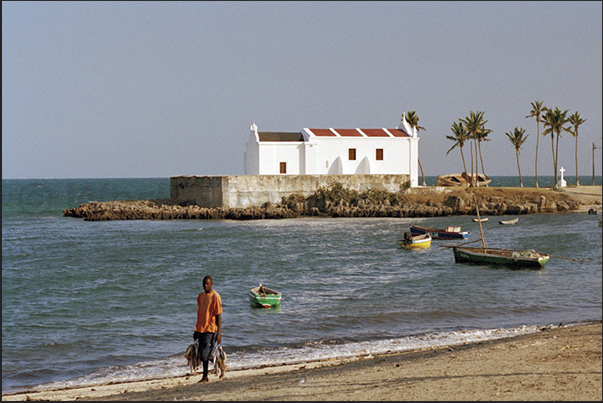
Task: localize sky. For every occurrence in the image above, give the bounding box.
[3,1,602,180]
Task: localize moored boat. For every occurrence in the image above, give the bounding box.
[452,246,549,269]
[410,224,470,240]
[248,284,281,308]
[499,217,519,225]
[397,233,432,249]
[472,217,488,222]
[449,194,549,269]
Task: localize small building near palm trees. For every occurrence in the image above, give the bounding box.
[244,116,421,187]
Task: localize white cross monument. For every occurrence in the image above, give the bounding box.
[558,167,567,187]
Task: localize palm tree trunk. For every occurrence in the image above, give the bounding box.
[477,140,488,186]
[516,150,523,187]
[460,146,468,180]
[472,137,479,186]
[550,134,556,185]
[418,158,426,186]
[469,142,474,187]
[555,130,561,185]
[535,123,540,188]
[575,134,580,186]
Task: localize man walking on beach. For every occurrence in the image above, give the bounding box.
[194,275,223,383]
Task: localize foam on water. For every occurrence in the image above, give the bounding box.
[32,323,568,392]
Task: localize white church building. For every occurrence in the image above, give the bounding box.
[244,116,421,187]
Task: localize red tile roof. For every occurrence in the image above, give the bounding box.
[334,129,363,137]
[361,129,390,137]
[308,129,337,137]
[303,127,411,138]
[387,128,410,137]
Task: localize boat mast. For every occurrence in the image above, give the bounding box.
[473,194,486,249]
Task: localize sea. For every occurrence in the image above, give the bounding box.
[2,176,602,395]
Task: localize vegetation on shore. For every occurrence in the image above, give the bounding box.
[435,101,590,188]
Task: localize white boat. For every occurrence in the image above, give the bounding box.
[472,217,488,222]
[499,217,519,225]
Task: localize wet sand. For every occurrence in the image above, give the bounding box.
[4,322,601,401]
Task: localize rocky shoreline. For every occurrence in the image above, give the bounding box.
[63,186,601,221]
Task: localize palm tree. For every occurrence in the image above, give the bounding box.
[542,108,556,182]
[469,141,474,185]
[459,111,487,186]
[446,121,469,181]
[526,101,545,187]
[505,127,529,187]
[476,128,492,184]
[404,111,426,186]
[568,111,586,186]
[542,107,569,185]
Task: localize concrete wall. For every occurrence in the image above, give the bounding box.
[170,176,224,207]
[171,174,410,209]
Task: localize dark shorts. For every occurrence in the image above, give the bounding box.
[193,331,216,362]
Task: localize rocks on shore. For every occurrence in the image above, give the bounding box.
[62,187,592,221]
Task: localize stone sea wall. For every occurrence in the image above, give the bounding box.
[170,174,412,209]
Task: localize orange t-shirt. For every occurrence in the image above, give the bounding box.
[195,290,223,333]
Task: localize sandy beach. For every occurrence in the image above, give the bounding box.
[557,185,602,212]
[4,321,601,401]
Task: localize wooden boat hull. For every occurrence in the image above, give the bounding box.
[436,173,491,187]
[249,286,281,308]
[453,246,549,269]
[499,218,519,225]
[397,234,432,249]
[472,217,488,222]
[410,224,470,240]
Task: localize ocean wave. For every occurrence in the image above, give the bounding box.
[29,322,587,393]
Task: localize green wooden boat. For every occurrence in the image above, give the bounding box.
[452,246,550,269]
[249,284,281,308]
[450,194,549,269]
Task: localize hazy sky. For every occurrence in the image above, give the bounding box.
[3,1,602,179]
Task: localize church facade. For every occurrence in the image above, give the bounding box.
[244,116,420,187]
